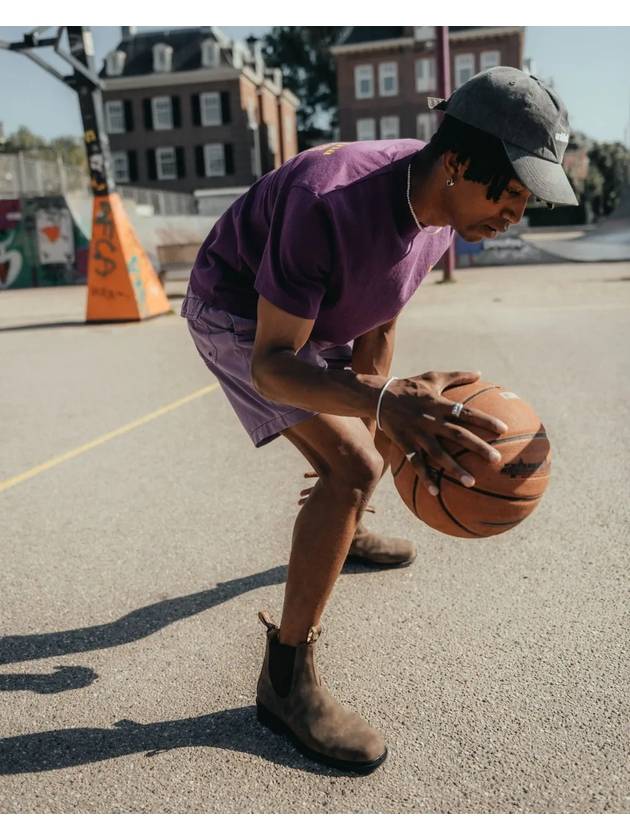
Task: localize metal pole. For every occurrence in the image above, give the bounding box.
[57,152,67,194]
[435,26,457,282]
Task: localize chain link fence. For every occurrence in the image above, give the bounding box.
[0,152,198,215]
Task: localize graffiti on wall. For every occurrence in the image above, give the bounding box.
[0,228,24,289]
[0,197,89,290]
[36,206,75,265]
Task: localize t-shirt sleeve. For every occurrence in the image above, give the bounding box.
[254,186,333,320]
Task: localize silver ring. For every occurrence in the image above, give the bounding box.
[451,402,464,418]
[405,450,417,461]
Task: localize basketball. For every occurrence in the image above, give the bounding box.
[390,381,551,538]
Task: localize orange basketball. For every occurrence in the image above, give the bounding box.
[391,381,551,538]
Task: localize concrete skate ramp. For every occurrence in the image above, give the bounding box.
[530,188,630,263]
[66,192,215,269]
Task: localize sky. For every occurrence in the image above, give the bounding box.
[0,25,629,147]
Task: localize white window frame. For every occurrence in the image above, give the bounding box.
[455,53,476,87]
[354,65,374,99]
[416,113,436,142]
[378,62,399,97]
[151,96,173,131]
[200,92,222,127]
[246,99,258,129]
[153,43,173,73]
[380,115,400,140]
[156,146,177,180]
[106,50,125,77]
[204,143,226,177]
[267,123,278,155]
[415,57,436,93]
[414,27,435,42]
[201,39,220,68]
[105,100,125,134]
[356,118,376,141]
[480,50,501,72]
[111,151,129,183]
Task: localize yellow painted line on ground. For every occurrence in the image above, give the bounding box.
[0,383,220,495]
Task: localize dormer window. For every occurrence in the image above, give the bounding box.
[106,50,126,77]
[201,40,220,68]
[232,41,244,70]
[153,43,173,73]
[414,27,435,42]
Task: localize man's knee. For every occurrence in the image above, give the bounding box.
[326,443,384,497]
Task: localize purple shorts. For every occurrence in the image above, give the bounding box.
[180,293,353,447]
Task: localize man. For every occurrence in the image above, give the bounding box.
[181,68,578,773]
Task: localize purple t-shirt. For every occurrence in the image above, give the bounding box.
[189,139,453,346]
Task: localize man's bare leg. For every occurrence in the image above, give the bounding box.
[278,413,384,646]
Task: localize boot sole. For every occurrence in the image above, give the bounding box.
[346,553,416,569]
[256,701,388,774]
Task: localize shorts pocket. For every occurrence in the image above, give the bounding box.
[225,313,257,357]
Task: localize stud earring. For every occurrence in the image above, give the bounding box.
[446,178,455,187]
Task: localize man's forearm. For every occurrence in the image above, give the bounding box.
[351,323,396,378]
[351,322,397,435]
[252,350,389,420]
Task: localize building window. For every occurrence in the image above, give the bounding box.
[416,113,436,142]
[111,151,129,183]
[356,118,376,140]
[153,43,173,73]
[246,99,258,128]
[152,96,173,130]
[204,143,226,176]
[378,62,399,97]
[414,27,435,42]
[480,50,501,72]
[105,100,125,134]
[415,57,436,93]
[105,50,126,77]
[380,116,400,140]
[267,123,278,155]
[354,65,374,99]
[156,147,177,180]
[231,41,245,70]
[454,54,475,87]
[201,40,220,68]
[200,92,222,126]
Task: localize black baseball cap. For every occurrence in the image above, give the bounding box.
[428,66,579,206]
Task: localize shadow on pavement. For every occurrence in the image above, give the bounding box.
[0,706,354,778]
[0,665,97,694]
[0,321,93,332]
[0,561,379,666]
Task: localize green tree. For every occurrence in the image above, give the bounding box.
[587,142,630,217]
[3,126,86,170]
[262,27,345,149]
[4,125,48,154]
[49,135,87,169]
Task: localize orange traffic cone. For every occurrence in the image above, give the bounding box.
[86,193,171,322]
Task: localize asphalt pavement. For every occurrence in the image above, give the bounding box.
[1,260,629,813]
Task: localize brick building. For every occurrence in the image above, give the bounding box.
[100,27,299,195]
[331,27,525,143]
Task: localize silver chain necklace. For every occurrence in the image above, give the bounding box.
[407,162,443,236]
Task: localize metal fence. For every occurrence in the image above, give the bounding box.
[0,152,198,215]
[118,185,197,216]
[0,152,89,197]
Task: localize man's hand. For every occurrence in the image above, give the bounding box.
[379,370,508,495]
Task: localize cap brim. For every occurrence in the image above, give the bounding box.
[503,141,579,206]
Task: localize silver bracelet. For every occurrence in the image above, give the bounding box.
[376,376,399,431]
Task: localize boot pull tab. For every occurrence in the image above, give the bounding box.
[306,624,322,644]
[258,611,278,632]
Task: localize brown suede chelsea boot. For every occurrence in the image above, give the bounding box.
[255,611,387,774]
[347,521,417,568]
